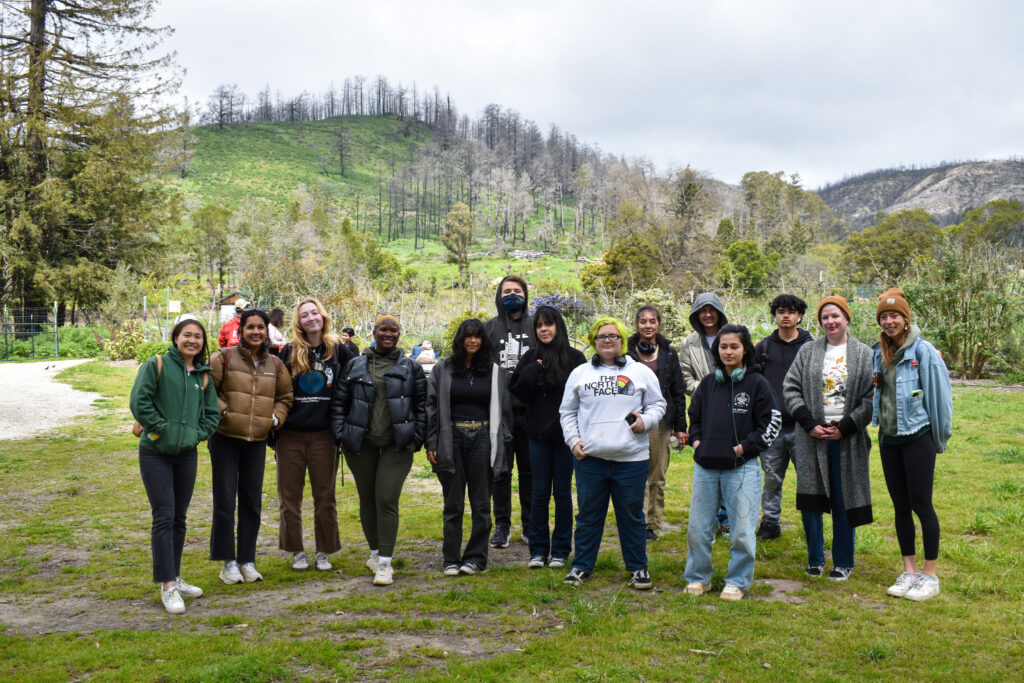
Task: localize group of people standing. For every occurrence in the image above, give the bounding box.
[130,278,952,615]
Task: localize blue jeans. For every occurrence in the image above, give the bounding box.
[685,457,761,590]
[801,440,855,568]
[527,440,574,561]
[571,456,648,573]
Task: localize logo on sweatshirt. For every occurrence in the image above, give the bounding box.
[733,392,750,413]
[616,376,635,396]
[584,374,636,396]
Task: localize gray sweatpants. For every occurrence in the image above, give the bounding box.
[758,427,795,526]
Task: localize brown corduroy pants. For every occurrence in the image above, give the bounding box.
[275,429,341,554]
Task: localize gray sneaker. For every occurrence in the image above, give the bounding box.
[174,576,203,598]
[220,560,243,584]
[886,571,919,597]
[314,552,332,571]
[904,574,940,602]
[161,585,185,614]
[291,552,309,571]
[239,562,263,582]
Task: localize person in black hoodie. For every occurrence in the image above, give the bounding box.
[484,275,536,548]
[277,298,352,573]
[684,324,781,602]
[510,306,587,568]
[626,305,687,541]
[753,294,813,541]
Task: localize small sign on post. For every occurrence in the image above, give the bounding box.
[168,300,182,314]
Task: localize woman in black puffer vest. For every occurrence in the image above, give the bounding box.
[331,313,427,587]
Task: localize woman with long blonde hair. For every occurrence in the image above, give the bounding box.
[276,298,353,572]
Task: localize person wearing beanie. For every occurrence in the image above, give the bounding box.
[331,313,427,587]
[783,295,874,583]
[872,288,952,602]
[559,316,666,590]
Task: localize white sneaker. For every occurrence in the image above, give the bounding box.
[720,584,744,601]
[527,556,546,569]
[366,556,379,573]
[904,574,940,602]
[315,552,332,571]
[220,560,243,584]
[174,576,203,598]
[373,563,394,586]
[239,562,263,582]
[685,582,710,596]
[442,564,460,576]
[886,572,919,598]
[548,557,566,569]
[161,585,185,614]
[291,552,309,571]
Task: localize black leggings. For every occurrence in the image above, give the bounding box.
[880,432,940,561]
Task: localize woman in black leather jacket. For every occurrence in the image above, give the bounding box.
[331,313,427,587]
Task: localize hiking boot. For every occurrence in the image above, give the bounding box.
[219,560,243,584]
[646,528,659,541]
[628,567,653,590]
[239,562,263,582]
[886,571,919,598]
[563,567,590,586]
[161,585,185,615]
[373,563,394,586]
[291,552,309,571]
[174,576,203,598]
[490,525,510,549]
[528,556,546,569]
[828,566,853,582]
[904,574,940,602]
[720,584,744,601]
[314,552,332,572]
[756,522,781,541]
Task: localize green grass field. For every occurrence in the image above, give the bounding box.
[1,362,1022,681]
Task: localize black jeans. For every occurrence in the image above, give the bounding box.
[139,446,197,583]
[209,433,267,564]
[491,420,531,531]
[880,432,940,560]
[437,426,493,568]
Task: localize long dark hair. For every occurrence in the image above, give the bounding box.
[711,324,756,370]
[239,308,271,356]
[171,318,209,365]
[450,318,494,377]
[534,306,574,388]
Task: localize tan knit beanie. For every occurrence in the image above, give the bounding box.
[816,295,852,323]
[876,288,911,323]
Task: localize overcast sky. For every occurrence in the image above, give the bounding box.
[154,0,1024,189]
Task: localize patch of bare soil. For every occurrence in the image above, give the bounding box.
[758,579,807,604]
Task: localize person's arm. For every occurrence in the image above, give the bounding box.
[425,367,440,463]
[209,351,228,415]
[739,378,782,456]
[509,354,543,402]
[411,361,428,451]
[667,352,688,434]
[636,368,666,432]
[687,381,704,449]
[197,374,221,441]
[271,357,293,429]
[783,349,819,434]
[920,341,954,452]
[558,369,583,451]
[330,358,353,445]
[129,357,167,435]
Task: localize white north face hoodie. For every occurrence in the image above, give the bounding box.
[559,355,667,462]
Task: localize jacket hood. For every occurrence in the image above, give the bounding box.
[165,344,213,372]
[688,292,728,333]
[493,276,530,319]
[767,328,814,346]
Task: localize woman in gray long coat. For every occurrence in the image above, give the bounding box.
[783,295,874,582]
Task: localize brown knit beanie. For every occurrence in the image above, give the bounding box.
[816,295,852,323]
[876,287,911,323]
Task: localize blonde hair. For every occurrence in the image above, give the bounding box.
[289,298,340,374]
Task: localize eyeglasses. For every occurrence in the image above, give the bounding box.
[595,334,621,342]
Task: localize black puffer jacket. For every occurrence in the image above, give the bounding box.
[331,350,427,455]
[627,333,688,433]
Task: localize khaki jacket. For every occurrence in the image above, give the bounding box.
[210,345,293,441]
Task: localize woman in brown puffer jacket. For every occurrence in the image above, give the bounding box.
[209,308,293,585]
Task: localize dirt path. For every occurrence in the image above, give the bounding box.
[0,359,99,440]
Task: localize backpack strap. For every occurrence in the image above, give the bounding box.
[155,354,163,384]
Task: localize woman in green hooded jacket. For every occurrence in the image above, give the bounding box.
[130,318,220,614]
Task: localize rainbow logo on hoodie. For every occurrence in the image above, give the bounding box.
[617,376,635,396]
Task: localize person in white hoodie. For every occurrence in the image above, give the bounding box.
[559,316,666,590]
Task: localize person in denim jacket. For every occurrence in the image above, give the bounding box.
[872,288,953,602]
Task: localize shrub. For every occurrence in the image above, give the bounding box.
[135,341,169,364]
[441,309,490,357]
[104,320,146,360]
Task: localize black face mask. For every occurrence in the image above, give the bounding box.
[638,341,657,355]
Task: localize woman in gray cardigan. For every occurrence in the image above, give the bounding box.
[783,296,874,582]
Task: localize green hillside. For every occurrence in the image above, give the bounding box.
[172,115,431,213]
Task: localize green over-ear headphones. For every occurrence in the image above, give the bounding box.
[715,367,746,383]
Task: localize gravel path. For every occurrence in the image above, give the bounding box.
[0,359,99,440]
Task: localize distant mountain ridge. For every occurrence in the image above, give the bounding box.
[817,160,1024,229]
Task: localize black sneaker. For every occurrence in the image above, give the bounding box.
[806,564,825,578]
[646,528,659,541]
[459,562,486,575]
[489,525,510,549]
[756,522,781,541]
[829,566,853,582]
[628,567,653,590]
[563,568,591,586]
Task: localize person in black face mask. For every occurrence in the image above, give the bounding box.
[484,275,536,548]
[627,305,688,541]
